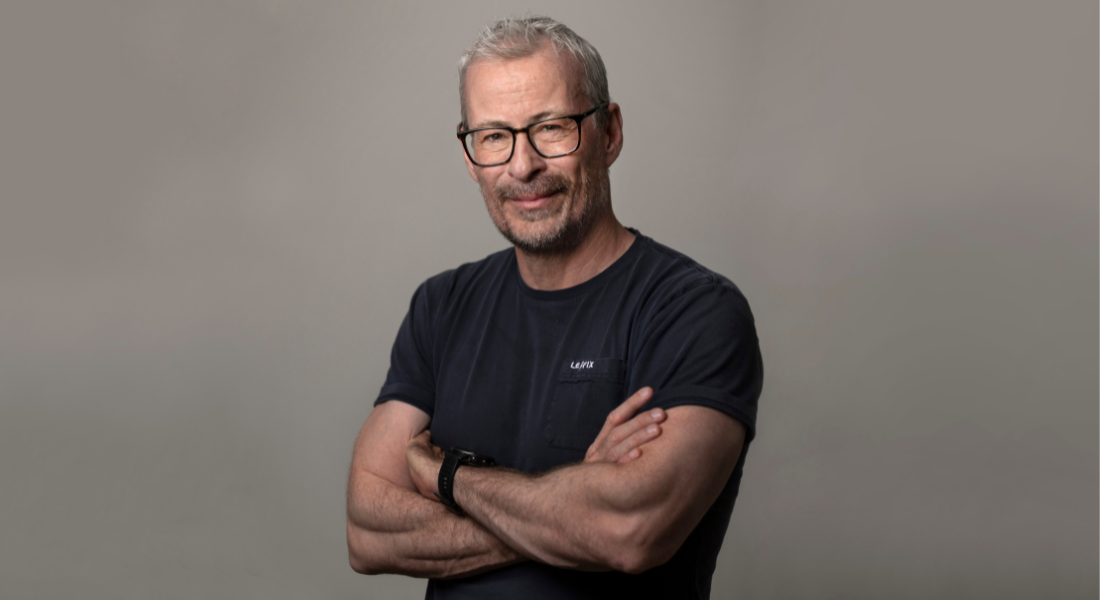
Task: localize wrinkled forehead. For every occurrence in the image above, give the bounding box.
[464,45,587,127]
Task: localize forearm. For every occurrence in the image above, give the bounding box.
[452,461,650,573]
[444,406,744,575]
[347,469,524,579]
[400,402,733,575]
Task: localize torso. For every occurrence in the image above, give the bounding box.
[379,231,763,600]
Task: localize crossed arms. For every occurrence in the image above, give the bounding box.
[346,387,746,577]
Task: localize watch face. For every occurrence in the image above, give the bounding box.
[450,447,496,467]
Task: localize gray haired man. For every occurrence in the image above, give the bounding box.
[347,16,763,599]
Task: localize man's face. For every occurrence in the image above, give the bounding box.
[462,46,613,256]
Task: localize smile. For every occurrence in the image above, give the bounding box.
[509,193,557,211]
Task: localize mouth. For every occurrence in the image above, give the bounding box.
[508,192,557,211]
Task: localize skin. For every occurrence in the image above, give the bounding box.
[461,45,634,291]
[347,388,668,577]
[348,43,745,578]
[405,405,743,573]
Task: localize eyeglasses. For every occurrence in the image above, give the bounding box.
[457,103,608,167]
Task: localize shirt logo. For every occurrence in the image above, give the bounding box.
[570,360,595,369]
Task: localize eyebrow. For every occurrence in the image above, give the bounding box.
[472,109,565,129]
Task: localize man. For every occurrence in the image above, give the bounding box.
[347,16,762,599]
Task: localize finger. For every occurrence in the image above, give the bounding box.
[406,431,435,459]
[610,425,661,463]
[588,404,661,463]
[588,400,634,457]
[606,407,666,446]
[617,447,642,464]
[587,388,655,462]
[586,429,607,459]
[608,423,662,462]
[604,387,654,429]
[407,430,425,447]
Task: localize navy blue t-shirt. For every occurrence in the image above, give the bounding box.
[376,231,763,600]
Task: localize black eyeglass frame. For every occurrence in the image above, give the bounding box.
[456,103,609,167]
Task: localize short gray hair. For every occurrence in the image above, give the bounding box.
[458,16,610,128]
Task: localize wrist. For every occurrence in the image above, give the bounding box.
[436,447,495,516]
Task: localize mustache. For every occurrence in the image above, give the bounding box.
[494,174,570,202]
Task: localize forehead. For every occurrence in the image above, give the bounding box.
[464,46,586,127]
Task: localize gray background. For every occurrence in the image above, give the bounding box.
[2,1,1096,598]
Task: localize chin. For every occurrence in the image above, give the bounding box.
[504,212,597,257]
[496,201,571,245]
[505,221,565,248]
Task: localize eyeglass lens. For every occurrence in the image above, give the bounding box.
[464,117,580,165]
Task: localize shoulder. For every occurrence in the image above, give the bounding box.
[408,246,515,312]
[631,234,754,324]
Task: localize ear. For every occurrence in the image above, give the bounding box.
[602,103,624,168]
[459,124,479,182]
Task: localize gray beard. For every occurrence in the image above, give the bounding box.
[484,165,611,258]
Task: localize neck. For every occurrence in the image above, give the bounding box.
[514,212,635,291]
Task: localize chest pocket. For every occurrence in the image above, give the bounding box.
[544,358,626,450]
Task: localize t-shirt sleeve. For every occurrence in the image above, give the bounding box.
[375,279,439,417]
[631,283,764,442]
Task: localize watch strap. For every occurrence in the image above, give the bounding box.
[436,448,496,516]
[436,450,465,515]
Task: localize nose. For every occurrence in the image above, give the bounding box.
[506,130,546,182]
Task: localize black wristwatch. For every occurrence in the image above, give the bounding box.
[436,447,496,516]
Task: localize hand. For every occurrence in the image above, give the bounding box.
[584,387,666,465]
[406,430,446,501]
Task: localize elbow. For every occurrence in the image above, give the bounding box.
[348,553,374,576]
[598,513,677,575]
[349,559,383,576]
[346,521,384,575]
[348,549,377,576]
[609,546,674,576]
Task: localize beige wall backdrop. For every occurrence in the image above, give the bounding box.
[2,1,1096,598]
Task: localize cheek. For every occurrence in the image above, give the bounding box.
[475,173,499,202]
[478,168,508,192]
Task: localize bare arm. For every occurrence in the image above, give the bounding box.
[346,400,521,578]
[347,389,668,578]
[406,404,745,574]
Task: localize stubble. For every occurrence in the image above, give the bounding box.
[480,155,611,257]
